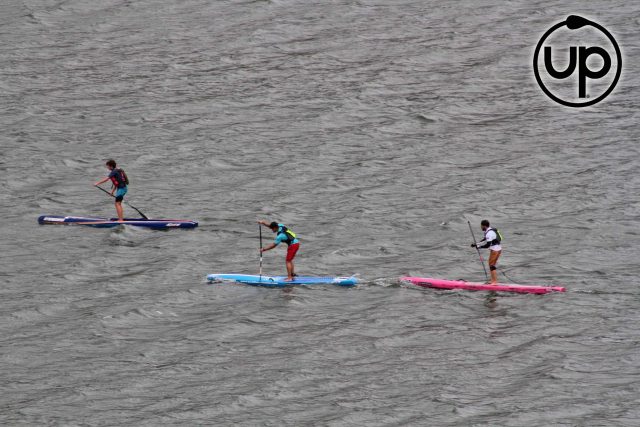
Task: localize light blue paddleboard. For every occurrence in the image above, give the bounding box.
[206,274,357,288]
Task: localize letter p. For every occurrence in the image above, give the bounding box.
[578,46,611,98]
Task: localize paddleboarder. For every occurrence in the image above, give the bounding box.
[258,220,300,281]
[471,219,502,284]
[94,159,128,222]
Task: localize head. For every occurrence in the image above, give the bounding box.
[269,221,279,232]
[480,219,490,231]
[106,159,117,170]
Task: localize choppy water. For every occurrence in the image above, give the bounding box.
[2,0,640,425]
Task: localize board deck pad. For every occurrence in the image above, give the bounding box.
[207,274,357,287]
[401,277,565,294]
[38,215,198,229]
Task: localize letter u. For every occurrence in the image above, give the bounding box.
[544,46,577,79]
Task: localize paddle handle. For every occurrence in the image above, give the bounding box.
[468,220,489,281]
[259,224,263,281]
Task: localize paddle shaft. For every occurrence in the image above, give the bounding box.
[259,224,263,281]
[95,185,149,219]
[468,220,489,281]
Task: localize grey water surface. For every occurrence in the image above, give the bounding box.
[1,0,640,425]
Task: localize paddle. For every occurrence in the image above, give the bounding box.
[468,220,488,282]
[259,223,263,282]
[94,185,149,219]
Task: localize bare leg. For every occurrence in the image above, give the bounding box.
[490,269,498,284]
[285,260,294,281]
[115,201,124,222]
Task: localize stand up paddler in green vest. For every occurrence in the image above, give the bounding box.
[471,219,503,284]
[258,220,300,281]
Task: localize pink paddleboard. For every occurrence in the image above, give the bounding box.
[401,277,565,294]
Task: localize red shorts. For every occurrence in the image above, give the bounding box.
[286,243,300,262]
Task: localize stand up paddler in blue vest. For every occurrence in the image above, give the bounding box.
[258,220,300,281]
[94,159,129,222]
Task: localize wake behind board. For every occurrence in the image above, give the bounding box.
[401,277,565,294]
[38,215,198,229]
[207,274,357,288]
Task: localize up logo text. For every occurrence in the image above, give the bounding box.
[533,15,622,107]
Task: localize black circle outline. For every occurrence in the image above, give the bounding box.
[533,17,622,107]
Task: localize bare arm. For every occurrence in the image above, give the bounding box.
[94,177,111,186]
[261,243,277,252]
[258,221,279,251]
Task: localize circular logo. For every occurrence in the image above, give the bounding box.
[533,15,622,107]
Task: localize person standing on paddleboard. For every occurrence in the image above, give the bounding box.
[471,219,502,284]
[94,159,129,222]
[258,220,300,281]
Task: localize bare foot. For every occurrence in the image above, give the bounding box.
[284,277,294,282]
